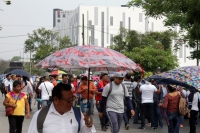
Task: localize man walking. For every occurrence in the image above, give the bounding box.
[99,72,135,133]
[138,80,161,130]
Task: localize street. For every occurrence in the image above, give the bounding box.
[0,95,199,133]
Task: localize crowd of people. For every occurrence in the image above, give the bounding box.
[0,72,200,133]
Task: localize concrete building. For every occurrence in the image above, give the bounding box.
[52,5,198,67]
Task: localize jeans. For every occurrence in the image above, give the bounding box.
[107,111,124,133]
[37,101,42,110]
[42,100,50,107]
[179,116,184,124]
[189,110,198,133]
[154,101,163,127]
[80,99,93,116]
[8,115,24,133]
[96,101,109,128]
[167,112,180,133]
[123,105,129,126]
[28,95,32,110]
[141,103,155,128]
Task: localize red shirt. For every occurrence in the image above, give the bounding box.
[96,80,109,101]
[72,81,77,94]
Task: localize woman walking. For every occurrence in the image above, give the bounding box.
[3,80,30,133]
[188,90,199,133]
[159,85,180,133]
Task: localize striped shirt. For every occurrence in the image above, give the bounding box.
[123,81,137,100]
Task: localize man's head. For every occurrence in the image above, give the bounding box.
[62,74,68,83]
[100,73,108,82]
[81,76,88,85]
[11,75,16,81]
[151,79,156,85]
[44,76,50,81]
[6,73,11,80]
[125,73,131,80]
[114,72,125,85]
[52,83,73,114]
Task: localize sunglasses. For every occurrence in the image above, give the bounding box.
[61,96,76,103]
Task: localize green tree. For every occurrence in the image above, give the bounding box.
[110,29,178,72]
[127,0,200,60]
[24,28,75,63]
[11,56,21,61]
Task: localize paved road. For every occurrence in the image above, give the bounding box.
[0,95,199,133]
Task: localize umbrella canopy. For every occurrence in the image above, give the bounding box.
[50,70,66,75]
[146,75,163,81]
[9,69,31,78]
[158,66,200,89]
[35,45,142,72]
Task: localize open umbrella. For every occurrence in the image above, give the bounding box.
[50,70,66,75]
[36,45,143,115]
[157,66,200,90]
[9,69,31,77]
[35,45,142,72]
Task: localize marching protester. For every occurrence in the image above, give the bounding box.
[3,80,30,133]
[99,72,135,133]
[95,73,109,131]
[159,85,180,133]
[28,83,96,133]
[77,76,96,116]
[4,73,12,94]
[138,80,161,130]
[188,90,199,133]
[38,76,54,107]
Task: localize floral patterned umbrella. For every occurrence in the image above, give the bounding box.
[158,66,200,89]
[35,45,142,72]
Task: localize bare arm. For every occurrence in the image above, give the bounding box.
[3,96,15,107]
[25,98,30,118]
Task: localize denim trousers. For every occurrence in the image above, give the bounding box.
[107,111,124,133]
[80,99,93,116]
[123,105,130,126]
[167,112,180,133]
[154,101,163,127]
[141,103,155,128]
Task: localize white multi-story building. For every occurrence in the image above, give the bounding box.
[52,5,197,67]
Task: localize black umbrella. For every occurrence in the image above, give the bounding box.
[9,69,31,77]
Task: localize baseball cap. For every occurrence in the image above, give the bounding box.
[114,72,125,78]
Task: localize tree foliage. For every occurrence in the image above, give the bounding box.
[110,29,178,72]
[24,28,75,63]
[127,0,200,59]
[11,56,21,61]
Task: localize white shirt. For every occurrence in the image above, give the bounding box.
[162,85,168,98]
[4,79,12,91]
[28,104,96,133]
[38,81,54,100]
[191,93,199,111]
[22,81,33,95]
[140,83,157,103]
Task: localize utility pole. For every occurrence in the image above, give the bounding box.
[30,49,31,74]
[82,14,85,45]
[197,40,199,66]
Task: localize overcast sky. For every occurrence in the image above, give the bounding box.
[0,0,129,60]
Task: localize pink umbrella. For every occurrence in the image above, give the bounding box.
[35,45,142,72]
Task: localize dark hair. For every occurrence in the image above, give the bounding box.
[62,74,68,79]
[110,77,114,82]
[125,73,131,80]
[100,73,108,79]
[81,76,88,81]
[52,83,72,100]
[13,80,21,88]
[22,76,27,86]
[77,76,81,79]
[39,77,44,84]
[6,73,11,78]
[167,84,176,92]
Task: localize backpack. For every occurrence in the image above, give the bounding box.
[37,105,81,133]
[179,93,188,116]
[0,82,6,96]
